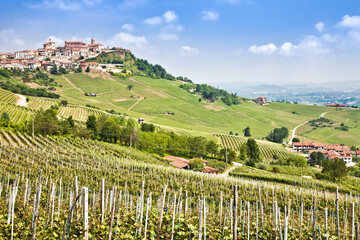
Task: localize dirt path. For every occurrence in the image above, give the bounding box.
[221,162,242,177]
[16,94,28,107]
[289,111,327,144]
[128,98,142,111]
[63,76,85,95]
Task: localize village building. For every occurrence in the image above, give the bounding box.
[138,118,145,124]
[163,156,220,174]
[43,39,56,50]
[256,97,266,105]
[326,104,347,108]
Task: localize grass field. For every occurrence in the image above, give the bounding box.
[4,72,360,146]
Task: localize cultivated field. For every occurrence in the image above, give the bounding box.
[0,130,359,239]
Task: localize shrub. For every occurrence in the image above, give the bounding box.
[272,166,280,173]
[189,159,205,171]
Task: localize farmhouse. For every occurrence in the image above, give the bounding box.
[256,97,266,105]
[326,104,347,108]
[309,149,353,164]
[138,118,145,124]
[163,156,219,174]
[292,142,350,152]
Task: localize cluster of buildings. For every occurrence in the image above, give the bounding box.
[0,38,130,71]
[292,142,358,164]
[163,156,220,174]
[326,104,347,108]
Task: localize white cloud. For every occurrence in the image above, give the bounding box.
[144,16,163,25]
[201,11,219,21]
[144,10,178,25]
[180,46,199,56]
[28,0,82,11]
[158,33,178,41]
[163,11,177,23]
[338,15,360,28]
[249,36,329,56]
[248,43,277,55]
[315,22,324,32]
[121,24,135,32]
[279,42,297,56]
[46,35,65,46]
[0,29,25,52]
[112,32,147,44]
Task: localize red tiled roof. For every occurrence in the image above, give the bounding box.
[202,167,220,173]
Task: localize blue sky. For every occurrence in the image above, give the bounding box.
[1,0,360,86]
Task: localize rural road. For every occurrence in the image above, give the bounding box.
[16,94,27,107]
[222,162,242,177]
[289,111,327,145]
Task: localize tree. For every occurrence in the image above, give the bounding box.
[100,117,122,143]
[351,146,357,151]
[60,100,68,106]
[246,138,261,161]
[239,144,247,160]
[75,65,82,73]
[243,126,251,137]
[141,123,155,132]
[85,66,90,72]
[206,140,218,156]
[292,137,300,143]
[188,136,207,157]
[198,98,202,102]
[67,116,75,128]
[0,112,10,127]
[59,67,67,75]
[31,109,60,135]
[189,159,205,171]
[127,84,133,91]
[50,64,58,75]
[86,115,98,138]
[219,148,236,162]
[266,127,289,143]
[322,158,349,182]
[309,151,325,166]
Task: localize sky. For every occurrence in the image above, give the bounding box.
[1,0,360,87]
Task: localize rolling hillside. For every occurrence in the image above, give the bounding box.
[53,73,327,137]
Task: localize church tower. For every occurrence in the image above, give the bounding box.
[91,37,95,44]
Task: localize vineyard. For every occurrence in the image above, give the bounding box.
[0,130,358,239]
[57,105,107,122]
[27,97,57,110]
[0,103,34,125]
[0,88,17,104]
[216,134,298,159]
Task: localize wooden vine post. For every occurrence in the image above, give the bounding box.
[31,170,42,240]
[82,187,89,240]
[101,178,105,223]
[156,184,167,239]
[233,184,238,240]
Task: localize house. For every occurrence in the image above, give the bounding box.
[43,39,56,50]
[256,97,266,105]
[292,142,350,152]
[88,38,104,52]
[326,104,347,108]
[86,62,99,69]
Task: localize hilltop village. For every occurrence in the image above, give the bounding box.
[0,38,129,72]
